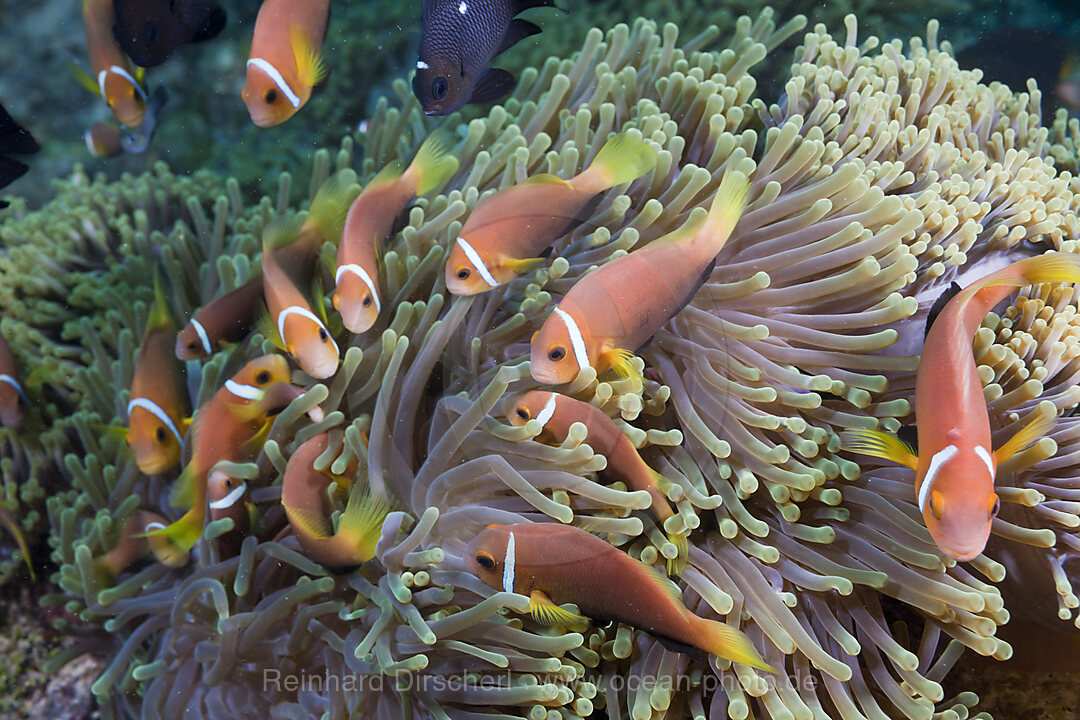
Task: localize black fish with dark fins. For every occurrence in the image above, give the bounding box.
[413,0,559,116]
[112,0,226,68]
[0,103,39,209]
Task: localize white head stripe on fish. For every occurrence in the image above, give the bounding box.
[127,397,184,447]
[455,237,500,288]
[335,264,381,314]
[190,318,213,356]
[209,480,247,510]
[552,307,590,374]
[535,393,558,429]
[101,65,147,104]
[84,128,97,156]
[0,374,27,404]
[277,305,340,356]
[225,379,263,401]
[973,445,995,479]
[918,444,958,514]
[247,58,301,108]
[143,521,165,532]
[502,531,516,593]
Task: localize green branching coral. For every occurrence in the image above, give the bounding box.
[11,7,1080,720]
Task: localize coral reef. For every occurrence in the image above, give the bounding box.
[2,6,1079,720]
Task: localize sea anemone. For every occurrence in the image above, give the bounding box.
[16,8,1080,720]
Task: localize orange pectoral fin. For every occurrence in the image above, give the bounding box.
[839,428,919,471]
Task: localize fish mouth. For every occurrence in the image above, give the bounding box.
[338,305,376,335]
[135,452,175,476]
[304,356,340,380]
[940,540,986,562]
[530,365,565,386]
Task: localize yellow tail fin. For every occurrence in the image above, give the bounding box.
[575,130,658,194]
[146,269,174,332]
[407,131,459,196]
[699,617,776,673]
[306,171,361,246]
[701,170,750,251]
[983,252,1080,291]
[141,504,203,561]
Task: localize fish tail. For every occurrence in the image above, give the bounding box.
[696,616,776,673]
[407,131,459,196]
[338,481,393,564]
[307,171,362,246]
[574,130,658,194]
[700,170,751,254]
[140,504,204,562]
[147,269,173,331]
[980,252,1080,291]
[0,507,34,581]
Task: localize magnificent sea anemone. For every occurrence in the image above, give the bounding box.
[1,7,1079,719]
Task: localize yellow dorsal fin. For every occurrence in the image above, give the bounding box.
[146,269,173,332]
[701,170,750,247]
[168,464,198,509]
[995,409,1056,463]
[528,589,589,629]
[288,23,327,88]
[262,216,304,251]
[306,170,361,246]
[519,173,572,189]
[839,428,919,472]
[255,303,287,351]
[69,61,101,96]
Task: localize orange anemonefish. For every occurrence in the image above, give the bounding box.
[96,510,188,582]
[81,0,148,127]
[507,390,687,574]
[261,173,358,378]
[466,522,774,671]
[145,355,317,561]
[127,277,190,475]
[84,122,124,158]
[530,171,750,386]
[208,468,251,557]
[175,276,264,360]
[0,334,26,429]
[334,132,458,333]
[241,0,330,127]
[841,253,1080,561]
[445,130,658,296]
[280,433,393,567]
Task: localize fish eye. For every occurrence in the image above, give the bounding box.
[432,76,449,100]
[255,370,271,384]
[155,426,167,443]
[188,340,198,351]
[515,406,530,420]
[456,267,470,280]
[475,552,495,570]
[548,346,565,362]
[991,496,1001,518]
[264,88,278,104]
[362,295,372,307]
[319,328,329,342]
[223,478,233,489]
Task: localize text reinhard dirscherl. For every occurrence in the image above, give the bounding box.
[262,668,818,694]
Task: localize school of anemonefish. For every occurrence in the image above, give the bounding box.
[5,0,1065,677]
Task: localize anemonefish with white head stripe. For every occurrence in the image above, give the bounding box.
[261,173,358,378]
[81,0,148,127]
[241,0,330,127]
[175,276,263,360]
[335,132,458,333]
[208,469,251,557]
[0,334,26,429]
[280,433,393,567]
[145,354,319,561]
[446,131,658,295]
[507,390,686,574]
[842,253,1080,561]
[127,276,189,475]
[530,171,750,386]
[466,523,774,671]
